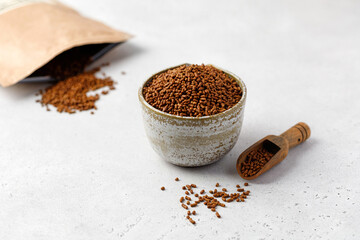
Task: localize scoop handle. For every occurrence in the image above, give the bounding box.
[280,122,311,149]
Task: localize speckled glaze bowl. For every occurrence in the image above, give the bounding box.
[138,64,247,167]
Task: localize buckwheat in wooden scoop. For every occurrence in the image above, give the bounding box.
[236,122,311,180]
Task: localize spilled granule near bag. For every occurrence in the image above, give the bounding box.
[0,0,131,87]
[36,66,116,114]
[34,45,119,114]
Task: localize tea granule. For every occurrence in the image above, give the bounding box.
[34,45,118,114]
[37,67,115,113]
[170,181,251,225]
[143,64,242,117]
[241,146,275,177]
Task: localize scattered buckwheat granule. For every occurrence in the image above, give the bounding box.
[215,183,220,187]
[175,177,180,181]
[188,218,196,224]
[161,186,165,191]
[177,182,251,225]
[37,67,115,114]
[143,64,243,117]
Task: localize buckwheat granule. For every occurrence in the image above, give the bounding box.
[37,67,115,113]
[241,146,275,177]
[143,64,242,117]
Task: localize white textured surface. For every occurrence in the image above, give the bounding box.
[0,0,359,239]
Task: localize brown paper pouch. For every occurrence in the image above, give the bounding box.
[0,0,132,87]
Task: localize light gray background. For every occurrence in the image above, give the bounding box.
[0,0,359,239]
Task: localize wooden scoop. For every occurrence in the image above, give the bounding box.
[236,122,311,180]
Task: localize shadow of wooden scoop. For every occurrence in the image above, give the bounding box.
[236,122,311,180]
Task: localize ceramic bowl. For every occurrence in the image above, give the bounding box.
[138,64,247,167]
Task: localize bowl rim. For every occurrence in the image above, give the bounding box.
[138,63,247,120]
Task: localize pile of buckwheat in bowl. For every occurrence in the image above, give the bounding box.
[142,64,243,117]
[139,63,247,167]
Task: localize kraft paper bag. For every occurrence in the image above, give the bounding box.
[0,0,132,87]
